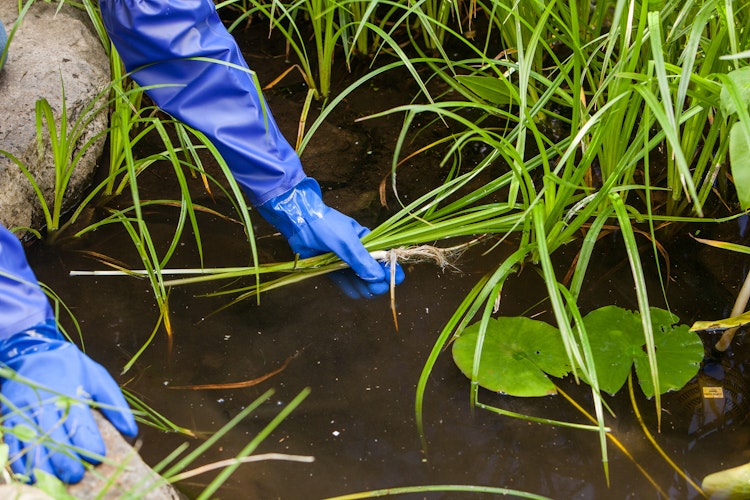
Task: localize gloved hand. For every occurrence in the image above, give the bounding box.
[0,323,138,484]
[0,18,7,70]
[256,178,405,297]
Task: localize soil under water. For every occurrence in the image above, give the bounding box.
[23,14,750,500]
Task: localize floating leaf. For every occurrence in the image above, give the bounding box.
[452,316,570,397]
[453,307,703,398]
[633,308,705,398]
[580,306,642,395]
[581,306,704,397]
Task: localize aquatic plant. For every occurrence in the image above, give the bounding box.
[9,0,750,496]
[452,306,705,398]
[133,0,750,487]
[223,0,340,100]
[393,0,749,480]
[0,78,111,241]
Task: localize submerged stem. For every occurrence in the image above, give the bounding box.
[714,269,750,352]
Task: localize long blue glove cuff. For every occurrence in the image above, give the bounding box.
[99,0,305,206]
[0,227,56,341]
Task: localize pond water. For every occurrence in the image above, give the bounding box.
[21,18,750,500]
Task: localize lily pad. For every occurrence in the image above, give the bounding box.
[452,316,570,397]
[581,306,704,397]
[579,305,642,395]
[633,308,705,398]
[452,307,704,399]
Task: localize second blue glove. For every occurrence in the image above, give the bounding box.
[0,325,138,484]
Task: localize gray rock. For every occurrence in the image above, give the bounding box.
[0,4,183,497]
[0,484,54,499]
[0,0,109,234]
[0,412,183,499]
[66,412,184,500]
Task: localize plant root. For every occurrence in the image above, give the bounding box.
[371,242,470,270]
[371,238,483,331]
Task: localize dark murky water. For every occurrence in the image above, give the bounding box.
[26,211,750,499]
[21,19,750,500]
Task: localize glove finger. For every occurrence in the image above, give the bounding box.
[9,442,52,484]
[365,279,390,296]
[6,409,73,483]
[88,365,138,439]
[65,404,106,464]
[37,405,86,484]
[298,213,384,282]
[364,262,405,296]
[334,223,386,283]
[4,419,36,479]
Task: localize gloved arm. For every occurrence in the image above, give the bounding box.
[0,226,138,483]
[99,0,403,294]
[0,17,7,70]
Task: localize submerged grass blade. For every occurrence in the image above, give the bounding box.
[325,485,553,500]
[627,375,705,497]
[194,387,311,499]
[556,385,667,497]
[610,193,660,425]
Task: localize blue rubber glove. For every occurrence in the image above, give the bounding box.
[0,324,138,484]
[0,18,7,70]
[100,0,306,206]
[257,178,404,297]
[0,225,138,483]
[99,0,405,295]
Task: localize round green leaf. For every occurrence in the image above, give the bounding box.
[581,305,642,395]
[634,309,705,398]
[581,306,704,397]
[452,316,570,397]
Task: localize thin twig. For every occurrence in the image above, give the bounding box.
[167,350,302,390]
[170,453,315,483]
